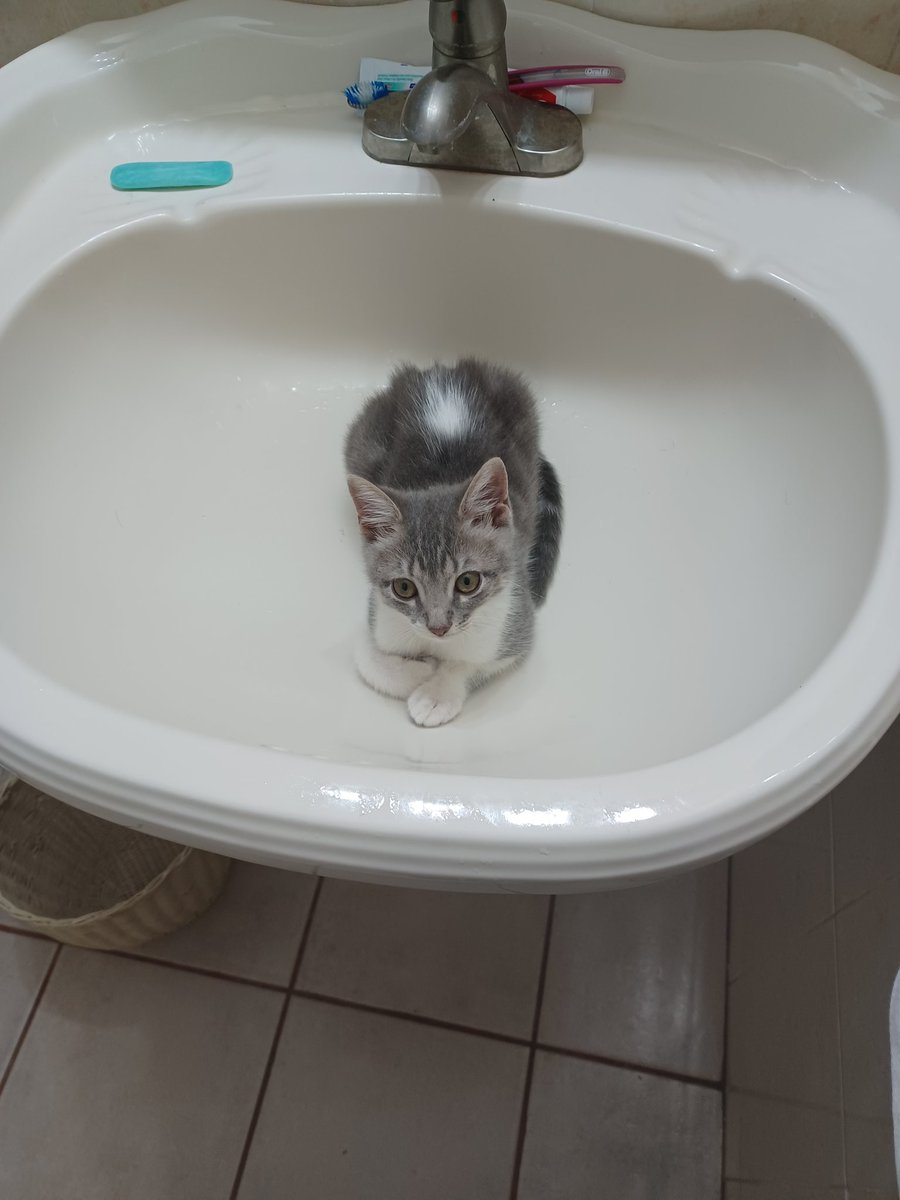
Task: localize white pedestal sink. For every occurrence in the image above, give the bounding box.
[1,0,899,889]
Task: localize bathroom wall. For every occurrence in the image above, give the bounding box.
[2,0,900,71]
[725,716,900,1197]
[579,0,900,73]
[0,2,180,66]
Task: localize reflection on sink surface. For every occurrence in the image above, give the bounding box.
[0,201,884,776]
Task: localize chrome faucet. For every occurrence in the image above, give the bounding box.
[362,0,583,177]
[429,0,508,85]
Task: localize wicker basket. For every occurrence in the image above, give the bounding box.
[0,780,231,949]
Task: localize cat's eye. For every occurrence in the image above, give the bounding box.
[392,578,418,600]
[455,572,482,595]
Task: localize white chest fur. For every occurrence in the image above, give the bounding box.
[374,587,514,668]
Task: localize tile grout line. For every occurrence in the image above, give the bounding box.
[727,897,853,985]
[833,865,900,919]
[5,916,734,1089]
[108,948,288,995]
[508,895,556,1200]
[289,986,727,1090]
[828,798,849,1195]
[227,877,324,1200]
[721,856,733,1199]
[536,1042,724,1091]
[292,987,531,1048]
[66,912,730,1087]
[0,920,742,1089]
[827,795,837,924]
[528,899,555,1051]
[0,922,53,942]
[722,1084,851,1115]
[727,800,870,983]
[0,943,61,1099]
[833,920,850,1199]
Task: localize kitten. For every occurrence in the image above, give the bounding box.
[344,359,562,727]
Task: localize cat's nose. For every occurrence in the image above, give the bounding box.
[428,625,451,638]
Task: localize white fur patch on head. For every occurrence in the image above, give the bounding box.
[420,376,474,441]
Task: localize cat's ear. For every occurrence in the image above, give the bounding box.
[459,458,511,529]
[347,475,402,542]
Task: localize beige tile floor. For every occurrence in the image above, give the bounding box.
[724,718,900,1197]
[0,862,726,1200]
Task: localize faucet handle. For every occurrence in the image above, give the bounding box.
[430,0,508,84]
[401,63,497,149]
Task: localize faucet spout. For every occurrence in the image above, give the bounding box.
[400,63,497,151]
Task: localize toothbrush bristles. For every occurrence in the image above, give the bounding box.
[344,80,390,110]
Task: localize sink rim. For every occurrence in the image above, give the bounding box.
[1,595,897,888]
[2,0,900,888]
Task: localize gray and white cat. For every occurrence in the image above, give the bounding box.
[344,359,562,727]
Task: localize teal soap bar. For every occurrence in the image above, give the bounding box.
[110,161,233,191]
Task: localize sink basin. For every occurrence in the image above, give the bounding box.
[1,0,900,889]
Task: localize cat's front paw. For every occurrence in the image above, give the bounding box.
[356,640,437,700]
[407,675,467,727]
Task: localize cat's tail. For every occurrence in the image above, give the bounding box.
[528,456,563,607]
